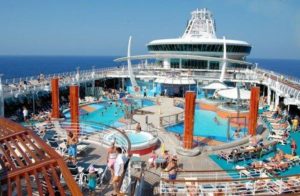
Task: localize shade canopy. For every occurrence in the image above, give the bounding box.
[217,87,251,100]
[202,82,228,90]
[155,77,196,85]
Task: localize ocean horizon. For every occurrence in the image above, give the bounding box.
[0,55,299,80]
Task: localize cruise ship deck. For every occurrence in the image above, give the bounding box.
[1,7,300,196]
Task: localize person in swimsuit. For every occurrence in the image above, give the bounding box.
[165,156,179,180]
[107,142,117,178]
[67,132,78,164]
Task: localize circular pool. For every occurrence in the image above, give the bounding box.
[103,130,158,155]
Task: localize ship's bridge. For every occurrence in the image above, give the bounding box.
[147,38,251,60]
[147,8,251,70]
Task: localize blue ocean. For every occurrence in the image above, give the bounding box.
[0,56,299,79]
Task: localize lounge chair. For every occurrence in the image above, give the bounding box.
[76,142,89,155]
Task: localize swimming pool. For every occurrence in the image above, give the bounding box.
[64,98,154,127]
[166,108,247,142]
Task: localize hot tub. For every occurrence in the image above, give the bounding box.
[103,130,158,155]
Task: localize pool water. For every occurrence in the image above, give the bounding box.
[166,108,247,142]
[210,132,300,177]
[126,132,152,144]
[64,99,154,127]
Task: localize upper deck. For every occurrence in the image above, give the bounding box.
[1,65,300,105]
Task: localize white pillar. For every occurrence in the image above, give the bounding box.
[219,36,227,82]
[275,93,280,108]
[267,86,271,106]
[179,59,182,69]
[163,58,170,69]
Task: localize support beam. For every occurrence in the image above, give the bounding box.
[51,78,60,119]
[248,87,260,136]
[219,36,227,82]
[183,91,196,149]
[267,86,271,106]
[69,85,79,137]
[275,93,280,109]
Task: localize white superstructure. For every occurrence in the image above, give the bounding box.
[147,8,251,69]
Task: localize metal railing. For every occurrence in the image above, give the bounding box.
[160,112,184,127]
[160,171,300,195]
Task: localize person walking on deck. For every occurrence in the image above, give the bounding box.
[67,132,78,164]
[292,117,299,131]
[291,139,297,156]
[107,142,117,179]
[112,147,124,196]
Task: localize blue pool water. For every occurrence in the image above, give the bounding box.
[210,132,300,177]
[166,108,246,142]
[64,99,154,127]
[126,132,151,144]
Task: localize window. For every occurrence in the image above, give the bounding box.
[182,60,208,69]
[210,61,219,70]
[170,59,180,68]
[147,44,251,54]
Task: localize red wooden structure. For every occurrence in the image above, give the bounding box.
[183,91,196,149]
[51,78,60,119]
[69,85,80,136]
[248,87,260,136]
[0,118,82,195]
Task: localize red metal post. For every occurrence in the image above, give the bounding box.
[183,91,196,149]
[51,78,60,119]
[69,85,79,136]
[248,87,260,136]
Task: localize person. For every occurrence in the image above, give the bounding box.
[162,150,171,168]
[164,88,168,97]
[291,139,297,156]
[112,147,124,196]
[214,116,220,125]
[67,132,78,164]
[144,88,147,97]
[22,106,28,122]
[136,123,142,132]
[107,142,117,177]
[164,155,179,180]
[234,130,240,139]
[148,150,157,169]
[292,117,299,131]
[88,166,97,196]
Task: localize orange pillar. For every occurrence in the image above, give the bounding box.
[70,85,80,136]
[248,87,260,136]
[51,78,60,119]
[183,91,196,149]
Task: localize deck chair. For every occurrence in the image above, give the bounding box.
[185,177,198,195]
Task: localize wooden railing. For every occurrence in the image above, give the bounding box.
[0,118,82,195]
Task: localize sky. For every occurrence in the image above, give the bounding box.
[0,0,299,59]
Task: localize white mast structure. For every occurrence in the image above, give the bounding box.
[127,36,138,92]
[220,36,227,82]
[182,8,227,82]
[182,8,216,39]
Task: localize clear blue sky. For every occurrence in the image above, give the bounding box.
[0,0,299,59]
